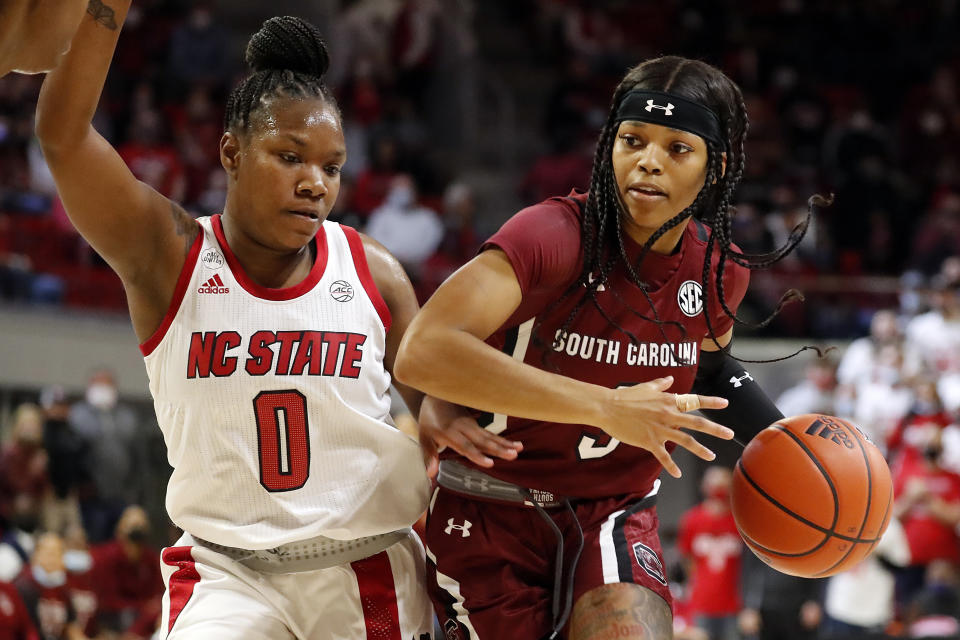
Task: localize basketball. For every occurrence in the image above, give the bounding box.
[731,414,893,578]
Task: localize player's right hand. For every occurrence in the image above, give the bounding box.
[598,376,734,478]
[418,395,523,473]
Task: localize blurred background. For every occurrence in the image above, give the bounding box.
[1,0,960,638]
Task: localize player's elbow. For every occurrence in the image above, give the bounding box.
[35,108,87,156]
[393,322,439,390]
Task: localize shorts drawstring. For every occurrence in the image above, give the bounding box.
[520,490,585,640]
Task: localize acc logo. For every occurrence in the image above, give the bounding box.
[200,248,224,270]
[677,280,703,317]
[632,542,667,585]
[329,280,354,302]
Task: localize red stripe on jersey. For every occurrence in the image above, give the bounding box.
[350,551,402,640]
[341,225,392,332]
[161,546,200,634]
[213,273,225,287]
[211,214,328,300]
[140,227,204,356]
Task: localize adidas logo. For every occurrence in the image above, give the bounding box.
[198,274,229,294]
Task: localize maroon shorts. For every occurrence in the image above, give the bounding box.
[425,486,673,639]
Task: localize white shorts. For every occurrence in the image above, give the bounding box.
[158,531,433,640]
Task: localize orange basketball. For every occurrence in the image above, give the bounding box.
[731,414,893,578]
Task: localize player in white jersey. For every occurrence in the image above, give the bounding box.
[35,6,446,639]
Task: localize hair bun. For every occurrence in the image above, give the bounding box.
[245,16,330,78]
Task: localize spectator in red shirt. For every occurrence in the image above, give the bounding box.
[117,107,186,202]
[677,466,744,640]
[0,581,38,640]
[13,532,84,640]
[90,506,161,638]
[350,137,400,217]
[887,378,954,461]
[892,428,960,606]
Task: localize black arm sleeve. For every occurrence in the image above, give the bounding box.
[691,348,784,444]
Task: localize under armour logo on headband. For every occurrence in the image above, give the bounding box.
[617,90,724,147]
[645,100,674,116]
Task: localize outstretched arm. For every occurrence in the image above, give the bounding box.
[35,0,198,341]
[396,248,734,478]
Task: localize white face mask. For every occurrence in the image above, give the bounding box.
[386,185,415,209]
[31,565,67,588]
[63,550,92,573]
[86,383,118,411]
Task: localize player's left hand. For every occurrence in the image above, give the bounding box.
[418,395,523,475]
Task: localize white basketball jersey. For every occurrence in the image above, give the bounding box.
[141,215,429,549]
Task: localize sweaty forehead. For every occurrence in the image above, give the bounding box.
[251,96,343,140]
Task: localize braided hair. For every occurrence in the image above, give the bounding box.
[224,16,338,135]
[545,56,820,364]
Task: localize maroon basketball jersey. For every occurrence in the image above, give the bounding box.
[443,191,749,498]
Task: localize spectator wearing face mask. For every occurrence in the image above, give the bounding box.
[61,526,97,640]
[0,404,52,531]
[364,174,444,274]
[887,379,954,462]
[13,532,85,640]
[68,370,143,543]
[90,506,161,638]
[676,466,744,640]
[892,429,960,606]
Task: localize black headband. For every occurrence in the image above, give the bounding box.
[615,89,724,148]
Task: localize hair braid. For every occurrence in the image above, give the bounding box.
[224,16,338,135]
[536,56,827,369]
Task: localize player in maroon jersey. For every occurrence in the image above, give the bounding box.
[0,0,87,76]
[396,56,811,638]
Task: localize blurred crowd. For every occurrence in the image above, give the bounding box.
[0,0,957,338]
[0,371,163,639]
[0,0,481,311]
[2,0,960,638]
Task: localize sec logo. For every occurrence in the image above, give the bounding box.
[677,280,703,317]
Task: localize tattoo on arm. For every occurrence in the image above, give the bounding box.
[86,0,118,29]
[170,201,198,253]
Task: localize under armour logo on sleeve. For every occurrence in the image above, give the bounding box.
[645,100,675,116]
[730,372,754,388]
[444,518,472,537]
